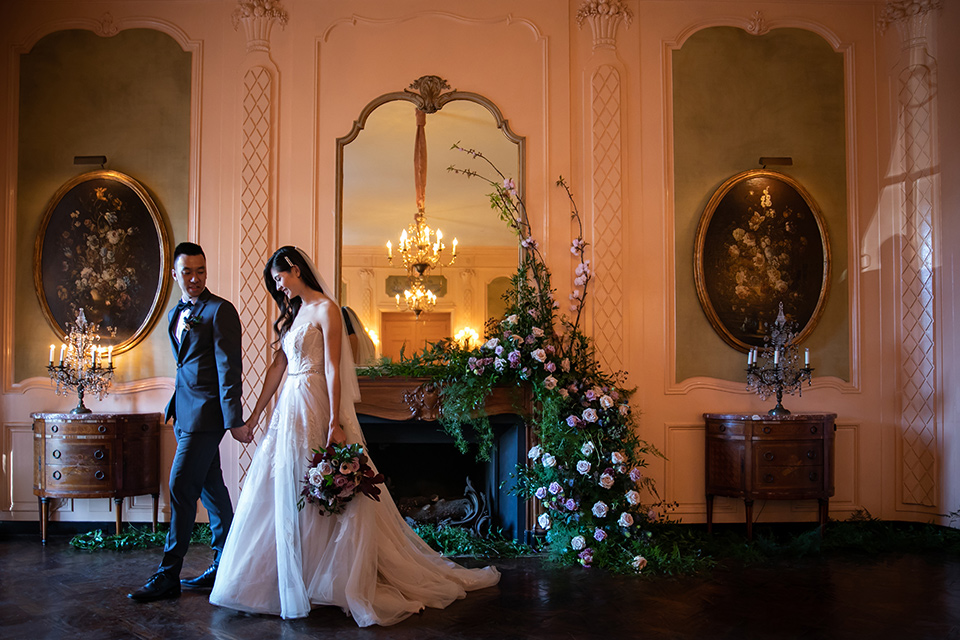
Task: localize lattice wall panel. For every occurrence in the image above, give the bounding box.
[897,63,937,507]
[590,65,624,373]
[238,66,274,484]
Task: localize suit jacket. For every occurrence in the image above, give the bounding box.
[165,288,244,432]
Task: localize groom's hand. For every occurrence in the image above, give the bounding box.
[230,423,253,444]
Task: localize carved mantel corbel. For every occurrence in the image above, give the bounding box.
[232,0,288,54]
[576,0,633,51]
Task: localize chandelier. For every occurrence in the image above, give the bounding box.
[385,107,457,316]
[394,275,437,319]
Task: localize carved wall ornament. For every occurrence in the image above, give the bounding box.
[576,0,633,50]
[405,75,455,114]
[746,10,769,36]
[232,0,289,53]
[878,0,941,40]
[97,13,119,37]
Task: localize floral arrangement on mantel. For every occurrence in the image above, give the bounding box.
[363,145,675,573]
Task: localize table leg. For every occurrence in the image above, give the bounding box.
[114,497,123,535]
[744,499,754,541]
[706,494,714,534]
[152,494,159,534]
[39,497,49,545]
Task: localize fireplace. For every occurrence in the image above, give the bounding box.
[356,377,532,542]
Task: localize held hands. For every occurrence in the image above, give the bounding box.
[325,424,345,448]
[230,417,258,444]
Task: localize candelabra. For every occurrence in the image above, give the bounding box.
[394,274,437,319]
[47,309,115,414]
[745,303,813,416]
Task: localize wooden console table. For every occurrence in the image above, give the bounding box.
[32,412,162,544]
[704,412,836,539]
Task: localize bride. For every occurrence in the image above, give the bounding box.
[209,246,500,625]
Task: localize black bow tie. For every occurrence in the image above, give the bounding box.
[175,300,194,314]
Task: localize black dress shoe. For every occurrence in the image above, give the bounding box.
[180,564,218,590]
[128,571,181,602]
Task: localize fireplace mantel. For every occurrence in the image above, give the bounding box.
[355,375,534,542]
[356,376,533,422]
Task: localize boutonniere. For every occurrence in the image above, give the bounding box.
[184,313,203,331]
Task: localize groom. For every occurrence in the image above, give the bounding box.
[129,242,252,602]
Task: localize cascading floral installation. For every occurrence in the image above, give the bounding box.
[366,144,675,573]
[444,145,674,573]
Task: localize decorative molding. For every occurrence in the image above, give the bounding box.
[321,12,545,45]
[878,1,942,43]
[577,0,632,50]
[232,0,288,53]
[96,12,119,37]
[745,10,768,36]
[405,75,454,114]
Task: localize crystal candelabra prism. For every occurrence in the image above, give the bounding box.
[47,309,115,414]
[745,302,813,416]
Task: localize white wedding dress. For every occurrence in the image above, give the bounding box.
[209,322,500,625]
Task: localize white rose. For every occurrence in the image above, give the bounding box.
[611,451,627,465]
[582,408,599,423]
[318,461,334,476]
[618,512,634,527]
[581,441,595,456]
[600,395,614,409]
[531,348,547,363]
[576,460,591,475]
[537,513,551,530]
[571,535,586,551]
[591,501,609,518]
[541,453,557,468]
[625,490,641,505]
[599,473,615,489]
[527,445,543,460]
[308,468,324,486]
[484,338,500,350]
[632,555,648,572]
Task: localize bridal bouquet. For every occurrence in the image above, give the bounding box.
[300,443,386,516]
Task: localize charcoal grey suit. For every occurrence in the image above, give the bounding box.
[159,288,243,577]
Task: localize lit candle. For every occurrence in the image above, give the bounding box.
[59,344,65,366]
[386,241,392,259]
[108,346,113,367]
[452,238,458,256]
[747,350,752,366]
[804,348,810,366]
[773,349,779,365]
[49,344,55,366]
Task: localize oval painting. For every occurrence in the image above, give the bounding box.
[693,170,830,351]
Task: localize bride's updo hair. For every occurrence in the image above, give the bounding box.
[263,246,326,341]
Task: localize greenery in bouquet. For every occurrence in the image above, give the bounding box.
[300,443,385,516]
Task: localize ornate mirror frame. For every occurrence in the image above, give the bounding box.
[334,75,526,290]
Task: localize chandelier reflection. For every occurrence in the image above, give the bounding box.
[385,107,457,316]
[394,275,437,319]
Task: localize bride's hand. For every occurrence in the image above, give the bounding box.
[326,424,345,448]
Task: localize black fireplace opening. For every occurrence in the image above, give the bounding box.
[358,414,529,542]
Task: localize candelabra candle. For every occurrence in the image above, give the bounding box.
[745,303,814,416]
[47,309,115,414]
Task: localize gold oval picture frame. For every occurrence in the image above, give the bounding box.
[693,169,830,352]
[34,170,171,354]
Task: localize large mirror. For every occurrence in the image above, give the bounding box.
[336,77,524,364]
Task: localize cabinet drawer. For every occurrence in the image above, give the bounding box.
[44,440,115,466]
[707,421,744,436]
[40,420,116,436]
[754,442,822,466]
[751,421,826,439]
[755,465,823,490]
[43,464,115,491]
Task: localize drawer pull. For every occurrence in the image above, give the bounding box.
[717,424,726,432]
[763,426,772,434]
[763,451,775,461]
[52,450,61,459]
[52,470,61,480]
[141,423,150,432]
[94,470,105,481]
[809,471,819,482]
[98,425,107,433]
[806,450,818,460]
[51,425,59,433]
[810,426,818,434]
[94,450,105,460]
[763,474,775,483]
